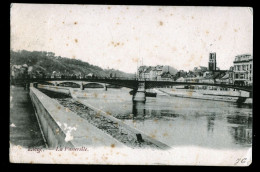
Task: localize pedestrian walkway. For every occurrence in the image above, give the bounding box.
[10,86,46,148]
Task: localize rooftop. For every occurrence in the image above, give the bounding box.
[234,54,252,63]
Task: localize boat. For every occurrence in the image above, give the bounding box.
[129,90,157,97]
[145,92,157,97]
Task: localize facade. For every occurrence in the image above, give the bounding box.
[143,67,152,80]
[138,65,164,80]
[208,52,217,71]
[155,65,163,80]
[233,54,253,86]
[149,67,157,80]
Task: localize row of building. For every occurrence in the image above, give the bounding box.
[10,52,253,86]
[137,53,253,86]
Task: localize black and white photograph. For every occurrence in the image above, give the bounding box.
[10,4,253,165]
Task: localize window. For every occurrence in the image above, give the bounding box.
[235,74,239,79]
[240,74,244,79]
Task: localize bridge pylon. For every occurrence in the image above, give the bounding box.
[80,82,84,90]
[133,81,146,102]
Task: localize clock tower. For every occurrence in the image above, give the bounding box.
[208,52,217,71]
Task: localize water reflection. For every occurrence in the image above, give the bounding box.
[129,99,252,149]
[235,103,252,109]
[207,113,216,133]
[131,101,180,120]
[227,115,252,146]
[132,102,146,120]
[75,88,252,149]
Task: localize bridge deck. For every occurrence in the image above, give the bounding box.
[26,78,252,93]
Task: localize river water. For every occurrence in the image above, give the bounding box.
[72,87,252,150]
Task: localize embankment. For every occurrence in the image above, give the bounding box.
[32,85,171,150]
[157,88,252,104]
[29,86,125,149]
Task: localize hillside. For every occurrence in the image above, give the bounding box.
[10,50,135,78]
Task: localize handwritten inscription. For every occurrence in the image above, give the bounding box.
[234,158,247,165]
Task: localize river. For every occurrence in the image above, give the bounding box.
[71,87,252,150]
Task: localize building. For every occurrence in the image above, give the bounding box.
[137,66,152,80]
[51,71,62,79]
[138,65,164,80]
[155,65,163,76]
[137,66,147,79]
[186,70,196,78]
[86,73,94,78]
[233,54,253,86]
[160,71,173,81]
[155,65,163,80]
[216,72,230,85]
[148,67,157,80]
[176,77,185,82]
[143,67,153,80]
[138,65,178,81]
[208,52,217,71]
[193,66,208,77]
[176,70,187,78]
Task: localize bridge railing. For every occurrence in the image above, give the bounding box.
[11,76,252,92]
[27,76,138,81]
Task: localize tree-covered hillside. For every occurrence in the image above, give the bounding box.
[10,50,135,78]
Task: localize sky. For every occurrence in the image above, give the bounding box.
[11,4,253,73]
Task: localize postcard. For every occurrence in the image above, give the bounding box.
[10,4,253,165]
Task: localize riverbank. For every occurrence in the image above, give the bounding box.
[155,88,252,104]
[14,85,252,165]
[33,85,252,149]
[10,86,47,148]
[37,87,170,150]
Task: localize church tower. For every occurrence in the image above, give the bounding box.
[208,52,217,71]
